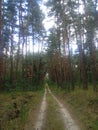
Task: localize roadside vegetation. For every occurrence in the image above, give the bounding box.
[50,85,98,130]
[0,89,44,130]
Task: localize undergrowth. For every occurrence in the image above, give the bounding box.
[50,85,98,130]
[0,90,44,130]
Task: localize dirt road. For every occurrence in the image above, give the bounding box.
[24,85,81,130]
[47,87,80,130]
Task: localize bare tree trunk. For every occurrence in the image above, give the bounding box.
[16,1,21,79]
[32,31,34,82]
[10,22,14,84]
[83,0,97,91]
[87,27,97,91]
[0,0,4,87]
[66,27,75,90]
[21,10,25,78]
[75,29,88,89]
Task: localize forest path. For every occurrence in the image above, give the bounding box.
[24,84,81,130]
[34,87,47,130]
[47,86,81,130]
[24,88,47,130]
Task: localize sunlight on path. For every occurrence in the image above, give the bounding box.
[34,88,47,130]
[47,86,80,130]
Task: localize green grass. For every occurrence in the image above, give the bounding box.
[50,85,98,130]
[0,90,44,130]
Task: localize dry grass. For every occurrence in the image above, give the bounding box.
[50,86,98,130]
[0,91,43,130]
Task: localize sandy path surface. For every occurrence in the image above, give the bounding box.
[47,87,80,130]
[34,88,47,130]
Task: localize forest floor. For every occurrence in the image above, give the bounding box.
[0,90,43,130]
[0,85,98,130]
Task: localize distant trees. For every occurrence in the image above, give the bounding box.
[0,0,97,92]
[46,0,98,91]
[0,0,45,91]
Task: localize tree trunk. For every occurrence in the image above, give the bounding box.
[87,26,97,91]
[10,23,14,84]
[66,27,75,90]
[0,0,4,87]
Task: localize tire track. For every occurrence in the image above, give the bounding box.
[25,85,81,130]
[47,86,80,130]
[34,88,47,130]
